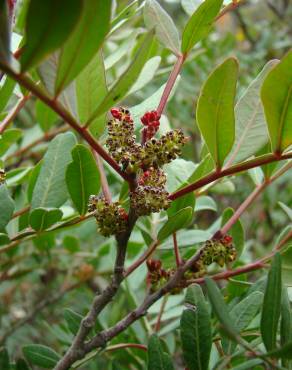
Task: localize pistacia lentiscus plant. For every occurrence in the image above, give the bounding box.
[0,0,291,369]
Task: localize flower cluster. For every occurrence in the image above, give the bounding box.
[187,235,237,278]
[141,110,160,142]
[88,195,128,237]
[106,107,187,216]
[146,259,170,292]
[0,169,6,184]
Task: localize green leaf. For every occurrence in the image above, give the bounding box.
[281,245,292,286]
[35,100,58,132]
[21,0,82,71]
[228,60,277,164]
[281,286,292,348]
[38,53,78,118]
[76,50,108,138]
[181,0,223,54]
[27,160,42,202]
[0,129,22,156]
[167,190,196,217]
[158,207,193,242]
[195,196,217,212]
[0,347,10,370]
[144,0,180,55]
[0,233,10,246]
[180,284,212,370]
[55,1,111,95]
[261,50,292,153]
[264,341,292,359]
[31,132,76,209]
[64,308,83,335]
[0,184,15,230]
[0,77,16,113]
[221,207,245,258]
[86,31,155,125]
[230,291,264,332]
[187,154,214,183]
[147,334,174,370]
[278,201,292,221]
[205,277,238,339]
[260,253,282,351]
[196,58,238,168]
[0,0,11,66]
[22,344,60,369]
[231,359,263,370]
[111,1,139,31]
[66,144,100,215]
[16,358,31,370]
[29,208,63,231]
[128,56,161,95]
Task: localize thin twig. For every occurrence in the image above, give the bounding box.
[154,295,168,332]
[92,149,112,203]
[169,152,292,201]
[124,240,159,277]
[173,232,182,266]
[54,209,138,370]
[6,126,68,161]
[12,205,30,219]
[0,63,133,184]
[106,343,147,352]
[0,94,31,134]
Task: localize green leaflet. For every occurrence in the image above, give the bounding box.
[0,184,15,230]
[55,1,111,95]
[181,0,223,53]
[31,132,76,209]
[196,58,238,168]
[147,334,174,370]
[158,207,193,242]
[29,208,63,231]
[261,50,292,153]
[180,284,212,370]
[66,144,100,215]
[144,0,180,55]
[22,344,60,369]
[260,253,282,351]
[86,31,155,125]
[21,0,82,71]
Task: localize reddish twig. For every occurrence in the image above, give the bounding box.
[106,343,147,352]
[124,240,159,277]
[12,205,30,219]
[0,94,31,134]
[156,54,186,117]
[154,295,168,332]
[169,152,292,201]
[6,126,68,161]
[92,149,112,203]
[0,63,133,184]
[173,232,182,266]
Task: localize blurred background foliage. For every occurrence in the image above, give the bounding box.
[1,0,291,369]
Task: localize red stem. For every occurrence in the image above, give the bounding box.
[92,149,112,203]
[106,343,147,352]
[0,94,30,134]
[124,240,159,277]
[173,232,182,266]
[0,64,133,184]
[156,54,186,117]
[169,152,292,201]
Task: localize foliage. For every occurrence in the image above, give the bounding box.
[0,0,291,369]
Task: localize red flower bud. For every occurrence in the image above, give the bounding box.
[221,235,233,245]
[110,108,122,120]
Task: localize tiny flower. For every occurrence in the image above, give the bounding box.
[88,196,128,237]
